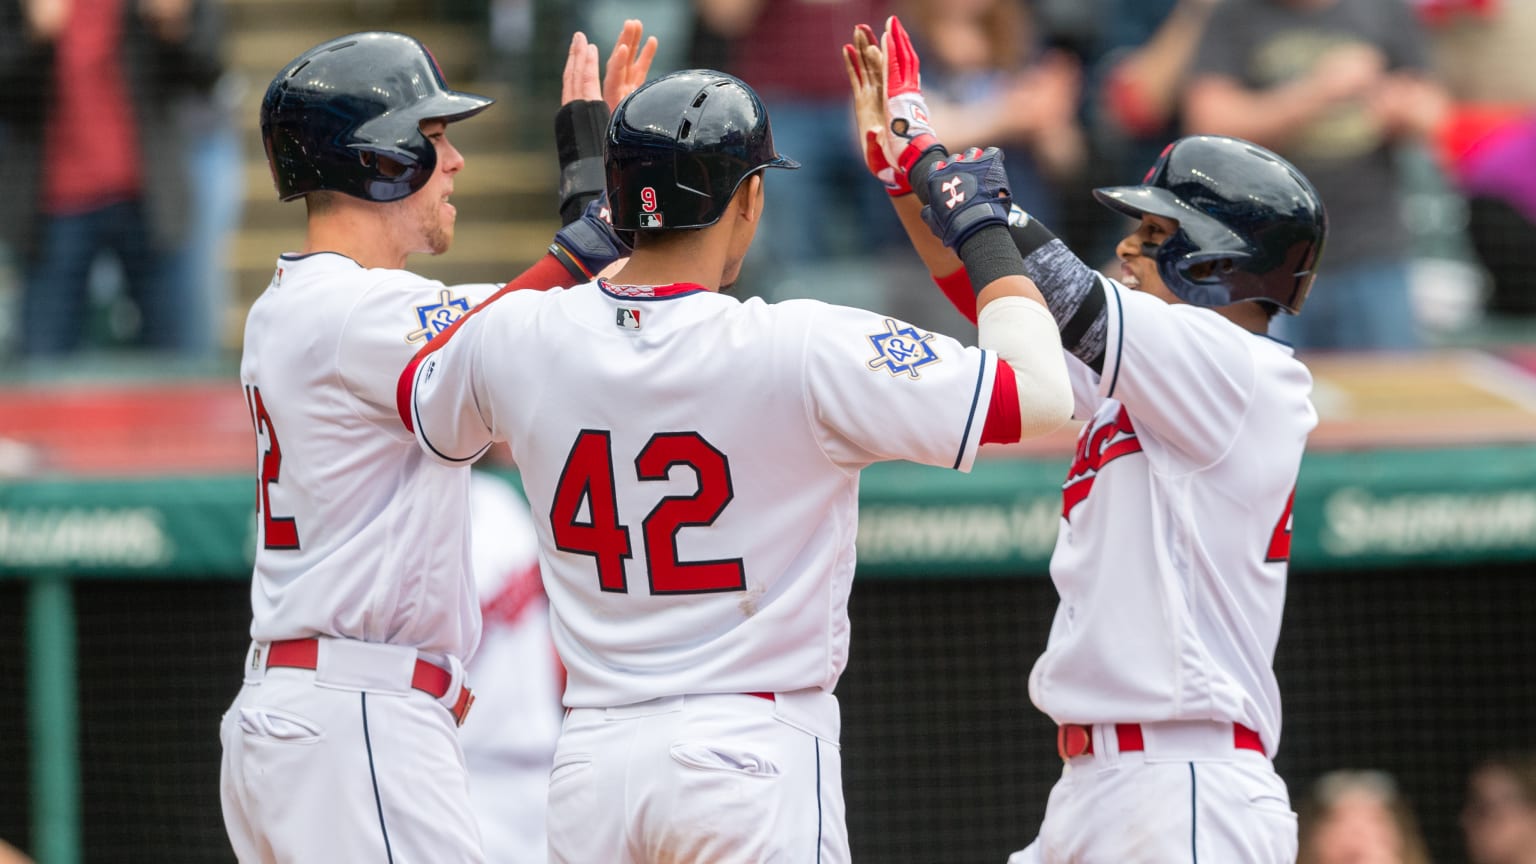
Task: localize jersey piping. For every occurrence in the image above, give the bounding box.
[1104,278,1127,399]
[954,349,989,469]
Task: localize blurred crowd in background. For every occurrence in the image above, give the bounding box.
[1,0,1534,366]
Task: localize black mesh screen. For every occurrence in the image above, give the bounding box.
[1,564,1533,861]
[74,581,250,863]
[0,584,30,854]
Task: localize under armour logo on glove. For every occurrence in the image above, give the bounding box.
[942,177,966,210]
[921,147,1012,251]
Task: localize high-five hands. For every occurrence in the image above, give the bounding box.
[561,20,658,110]
[843,23,910,196]
[843,16,947,196]
[880,16,945,177]
[602,18,659,111]
[556,20,657,226]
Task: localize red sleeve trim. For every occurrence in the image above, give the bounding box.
[933,267,978,325]
[505,253,576,291]
[979,358,1021,445]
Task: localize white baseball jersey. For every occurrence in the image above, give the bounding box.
[239,251,501,661]
[1028,279,1316,755]
[407,279,999,708]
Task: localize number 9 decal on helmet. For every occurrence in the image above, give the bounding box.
[605,70,800,232]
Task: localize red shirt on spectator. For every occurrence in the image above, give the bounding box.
[44,0,142,215]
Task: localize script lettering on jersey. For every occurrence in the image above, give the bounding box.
[866,318,941,379]
[407,289,472,344]
[1061,405,1142,520]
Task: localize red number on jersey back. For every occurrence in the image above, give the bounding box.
[637,433,744,594]
[551,429,743,594]
[244,385,300,550]
[550,430,634,592]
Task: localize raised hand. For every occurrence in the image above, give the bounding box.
[881,15,944,176]
[843,23,911,196]
[603,18,659,111]
[921,147,1012,251]
[561,31,602,106]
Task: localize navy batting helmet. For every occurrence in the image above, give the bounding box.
[605,70,799,231]
[1093,135,1327,314]
[261,32,493,203]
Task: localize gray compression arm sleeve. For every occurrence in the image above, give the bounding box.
[1008,218,1108,375]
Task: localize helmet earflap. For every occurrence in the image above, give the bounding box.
[1094,136,1327,314]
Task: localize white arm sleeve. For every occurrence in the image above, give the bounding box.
[409,309,497,465]
[976,297,1074,438]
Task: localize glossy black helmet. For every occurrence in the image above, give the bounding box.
[261,32,493,203]
[605,69,799,231]
[1094,135,1327,314]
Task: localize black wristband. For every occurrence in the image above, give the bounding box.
[957,224,1026,295]
[1007,210,1059,258]
[910,149,948,206]
[555,100,610,225]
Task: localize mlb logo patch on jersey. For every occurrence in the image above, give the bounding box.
[616,307,642,330]
[866,318,941,379]
[407,289,471,344]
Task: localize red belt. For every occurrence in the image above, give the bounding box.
[1056,722,1265,761]
[265,638,475,726]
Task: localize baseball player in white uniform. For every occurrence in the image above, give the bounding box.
[460,470,563,864]
[219,30,642,863]
[848,18,1328,863]
[400,69,1074,863]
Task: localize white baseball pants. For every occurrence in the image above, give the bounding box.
[1008,722,1298,864]
[219,641,484,863]
[547,691,849,864]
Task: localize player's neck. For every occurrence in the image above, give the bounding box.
[608,247,727,293]
[303,209,412,270]
[1216,302,1272,335]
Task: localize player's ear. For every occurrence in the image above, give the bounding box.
[737,173,764,226]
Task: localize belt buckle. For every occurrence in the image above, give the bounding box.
[451,686,475,726]
[1056,724,1091,761]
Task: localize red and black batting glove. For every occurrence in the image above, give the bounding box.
[862,131,911,197]
[920,147,1013,251]
[882,15,945,179]
[843,23,911,196]
[549,193,631,281]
